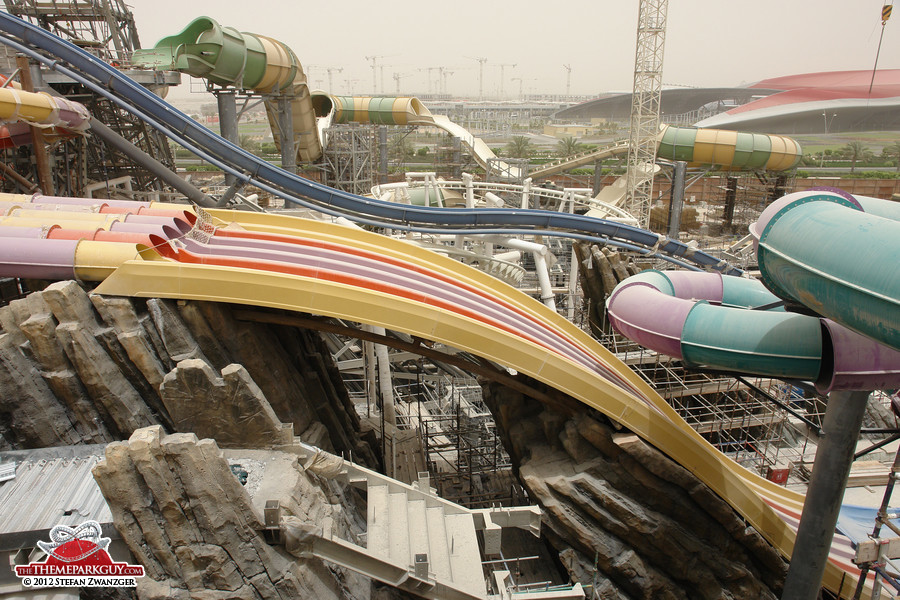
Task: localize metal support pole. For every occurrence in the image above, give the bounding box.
[592,159,604,197]
[781,391,871,600]
[89,118,216,207]
[216,91,239,186]
[378,126,388,184]
[723,175,737,231]
[277,95,296,174]
[16,56,54,195]
[667,160,686,239]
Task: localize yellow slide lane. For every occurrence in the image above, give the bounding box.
[95,210,859,597]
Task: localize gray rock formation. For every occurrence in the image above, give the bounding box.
[93,426,370,600]
[483,380,787,600]
[573,243,643,338]
[159,359,293,448]
[0,282,373,463]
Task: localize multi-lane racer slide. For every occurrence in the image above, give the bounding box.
[0,13,884,597]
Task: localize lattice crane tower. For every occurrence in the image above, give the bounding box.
[624,0,668,229]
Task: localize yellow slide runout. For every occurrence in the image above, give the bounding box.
[94,209,864,597]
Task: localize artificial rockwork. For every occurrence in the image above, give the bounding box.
[93,426,371,600]
[482,379,788,600]
[573,243,644,338]
[0,280,374,464]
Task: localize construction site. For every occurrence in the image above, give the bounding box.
[0,1,898,600]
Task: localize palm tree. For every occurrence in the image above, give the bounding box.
[239,134,260,155]
[882,141,900,172]
[556,136,584,157]
[506,136,533,159]
[841,141,873,174]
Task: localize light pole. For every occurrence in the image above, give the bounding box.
[820,111,837,167]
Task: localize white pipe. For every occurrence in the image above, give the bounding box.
[462,172,475,208]
[520,177,532,209]
[567,245,579,321]
[494,250,520,263]
[371,326,396,427]
[484,192,503,207]
[483,236,556,311]
[363,336,377,415]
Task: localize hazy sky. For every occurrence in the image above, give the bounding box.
[129,0,899,101]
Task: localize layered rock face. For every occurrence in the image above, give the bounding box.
[0,281,372,462]
[93,426,371,600]
[483,380,788,600]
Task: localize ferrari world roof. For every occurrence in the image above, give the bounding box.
[552,70,900,134]
[694,70,900,133]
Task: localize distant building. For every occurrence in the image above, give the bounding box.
[543,123,600,137]
[551,70,900,134]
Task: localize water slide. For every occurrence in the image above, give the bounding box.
[0,189,877,596]
[0,15,882,596]
[0,14,740,275]
[314,93,524,179]
[752,188,900,352]
[0,74,90,147]
[529,124,802,179]
[130,16,322,162]
[606,269,900,393]
[132,17,803,187]
[607,189,900,381]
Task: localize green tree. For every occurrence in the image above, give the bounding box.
[881,141,900,172]
[239,135,260,155]
[389,135,414,169]
[841,141,873,173]
[506,136,534,159]
[556,136,585,157]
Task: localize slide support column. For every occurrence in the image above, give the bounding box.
[667,160,686,238]
[216,90,239,187]
[781,391,871,600]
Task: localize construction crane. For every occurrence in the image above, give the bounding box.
[511,77,536,100]
[563,64,572,97]
[393,72,413,95]
[466,56,488,100]
[418,67,441,95]
[623,0,668,229]
[439,67,455,95]
[323,67,343,93]
[365,55,390,94]
[496,63,517,99]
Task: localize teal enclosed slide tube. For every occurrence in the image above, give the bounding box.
[751,188,900,352]
[606,270,900,393]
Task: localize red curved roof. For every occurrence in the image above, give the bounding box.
[752,69,900,90]
[726,69,900,115]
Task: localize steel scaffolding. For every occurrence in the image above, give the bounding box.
[3,0,141,63]
[624,0,668,229]
[419,377,524,508]
[321,124,376,195]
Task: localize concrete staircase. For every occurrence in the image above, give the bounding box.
[281,441,583,600]
[366,476,484,597]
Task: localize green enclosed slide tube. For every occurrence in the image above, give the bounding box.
[657,125,802,171]
[132,16,298,92]
[133,17,321,162]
